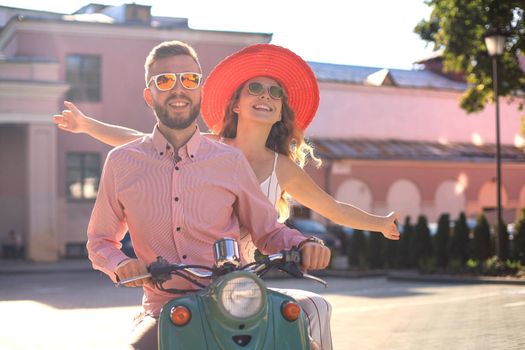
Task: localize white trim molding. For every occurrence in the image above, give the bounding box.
[0,112,56,123]
[0,18,271,49]
[0,81,69,98]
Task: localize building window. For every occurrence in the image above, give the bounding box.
[67,153,101,200]
[65,54,101,101]
[65,242,88,258]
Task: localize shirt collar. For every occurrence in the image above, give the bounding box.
[151,124,202,161]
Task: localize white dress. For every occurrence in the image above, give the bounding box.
[240,152,281,262]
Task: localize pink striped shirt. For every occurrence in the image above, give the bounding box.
[87,125,305,317]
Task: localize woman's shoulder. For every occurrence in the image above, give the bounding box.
[275,152,296,169]
[275,152,304,183]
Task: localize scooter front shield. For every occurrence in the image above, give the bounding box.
[158,272,310,349]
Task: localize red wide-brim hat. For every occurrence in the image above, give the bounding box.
[201,44,319,132]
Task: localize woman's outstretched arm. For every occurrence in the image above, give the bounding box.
[52,101,145,147]
[277,156,400,240]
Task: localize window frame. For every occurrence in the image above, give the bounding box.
[65,54,102,102]
[66,152,101,202]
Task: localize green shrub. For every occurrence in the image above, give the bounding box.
[496,220,510,260]
[481,256,517,276]
[419,257,437,274]
[448,212,470,265]
[396,216,413,268]
[447,258,464,274]
[513,208,525,263]
[413,215,433,268]
[434,213,450,268]
[383,237,398,268]
[472,214,491,261]
[367,232,384,268]
[348,229,367,268]
[466,259,479,269]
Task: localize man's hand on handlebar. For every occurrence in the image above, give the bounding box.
[299,242,331,271]
[116,258,151,287]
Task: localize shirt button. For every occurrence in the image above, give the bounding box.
[175,166,180,171]
[174,197,179,202]
[190,155,194,158]
[160,152,164,156]
[182,255,187,259]
[176,227,181,231]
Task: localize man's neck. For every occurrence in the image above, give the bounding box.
[157,122,197,153]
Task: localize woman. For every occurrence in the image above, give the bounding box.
[53,44,399,350]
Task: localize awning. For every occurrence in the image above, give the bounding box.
[310,138,525,163]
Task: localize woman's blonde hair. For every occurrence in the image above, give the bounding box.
[215,81,321,222]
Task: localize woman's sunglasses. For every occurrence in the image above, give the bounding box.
[247,82,284,100]
[148,72,202,91]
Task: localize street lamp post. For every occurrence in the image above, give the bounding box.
[484,32,506,259]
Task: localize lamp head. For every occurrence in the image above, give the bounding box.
[484,29,507,56]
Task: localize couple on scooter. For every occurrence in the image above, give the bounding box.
[55,41,400,350]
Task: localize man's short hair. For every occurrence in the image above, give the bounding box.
[144,40,201,85]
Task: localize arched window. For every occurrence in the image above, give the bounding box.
[386,179,421,222]
[435,180,466,219]
[478,181,509,208]
[335,179,373,213]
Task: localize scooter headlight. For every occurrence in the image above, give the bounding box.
[220,276,263,318]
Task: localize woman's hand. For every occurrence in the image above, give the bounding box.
[52,101,89,133]
[381,211,401,240]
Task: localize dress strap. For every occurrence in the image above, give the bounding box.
[272,152,279,173]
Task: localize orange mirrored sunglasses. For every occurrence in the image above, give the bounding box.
[148,72,202,91]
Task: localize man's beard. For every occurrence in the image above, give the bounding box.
[154,97,200,130]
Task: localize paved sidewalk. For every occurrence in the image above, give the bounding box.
[0,258,92,274]
[2,258,524,285]
[388,269,525,285]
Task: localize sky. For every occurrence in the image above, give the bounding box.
[1,0,436,70]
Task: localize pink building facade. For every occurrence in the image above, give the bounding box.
[303,77,525,226]
[0,3,524,261]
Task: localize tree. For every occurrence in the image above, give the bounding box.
[348,229,367,268]
[412,215,434,267]
[472,213,492,261]
[448,212,470,264]
[414,0,525,129]
[396,216,414,268]
[383,232,398,268]
[497,218,510,260]
[367,232,385,269]
[434,213,450,268]
[513,208,525,263]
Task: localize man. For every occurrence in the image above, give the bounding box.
[86,40,330,349]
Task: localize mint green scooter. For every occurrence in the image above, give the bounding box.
[148,238,327,349]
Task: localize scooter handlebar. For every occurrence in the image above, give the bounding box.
[123,247,326,291]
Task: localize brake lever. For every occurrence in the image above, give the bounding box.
[302,272,328,287]
[115,273,152,287]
